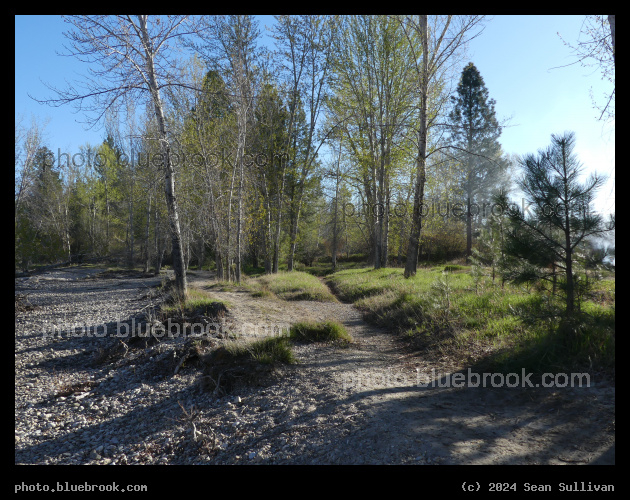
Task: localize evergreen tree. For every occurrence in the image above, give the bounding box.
[501,131,609,316]
[16,146,66,264]
[448,62,508,259]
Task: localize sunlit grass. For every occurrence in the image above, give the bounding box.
[225,336,296,365]
[255,271,337,302]
[202,271,337,302]
[327,266,615,376]
[204,280,243,292]
[161,286,231,317]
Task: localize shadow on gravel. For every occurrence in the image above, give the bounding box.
[15,385,201,464]
[328,371,615,465]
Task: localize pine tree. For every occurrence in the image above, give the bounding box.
[501,132,609,317]
[448,62,508,260]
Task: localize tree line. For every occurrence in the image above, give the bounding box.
[16,15,614,316]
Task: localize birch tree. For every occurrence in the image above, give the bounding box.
[32,15,201,296]
[15,117,49,270]
[15,116,49,225]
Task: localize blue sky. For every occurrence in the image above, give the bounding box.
[15,14,614,215]
[468,15,615,216]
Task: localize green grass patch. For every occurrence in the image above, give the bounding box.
[289,320,353,344]
[481,316,524,339]
[443,264,469,272]
[303,262,338,277]
[475,307,615,376]
[161,286,231,318]
[304,259,368,273]
[204,280,242,292]
[326,268,404,302]
[203,271,337,302]
[250,288,276,299]
[256,271,337,302]
[327,266,615,377]
[185,287,231,313]
[200,337,296,394]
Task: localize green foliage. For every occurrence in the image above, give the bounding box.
[443,264,467,272]
[236,337,296,365]
[469,263,486,294]
[328,15,421,269]
[15,146,68,266]
[430,271,453,311]
[328,265,614,375]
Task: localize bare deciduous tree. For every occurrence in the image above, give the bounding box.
[398,15,485,278]
[32,15,204,296]
[555,15,615,122]
[273,15,337,272]
[193,15,261,282]
[15,116,49,224]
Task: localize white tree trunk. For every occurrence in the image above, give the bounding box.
[138,15,187,296]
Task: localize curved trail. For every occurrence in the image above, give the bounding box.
[187,271,615,465]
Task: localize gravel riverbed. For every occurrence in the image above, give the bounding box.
[15,266,425,465]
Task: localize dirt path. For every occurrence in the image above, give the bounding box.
[187,270,615,465]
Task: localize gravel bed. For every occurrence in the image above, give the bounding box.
[15,266,429,465]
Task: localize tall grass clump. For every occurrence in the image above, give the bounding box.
[231,337,297,365]
[161,286,230,319]
[289,320,353,344]
[200,337,296,394]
